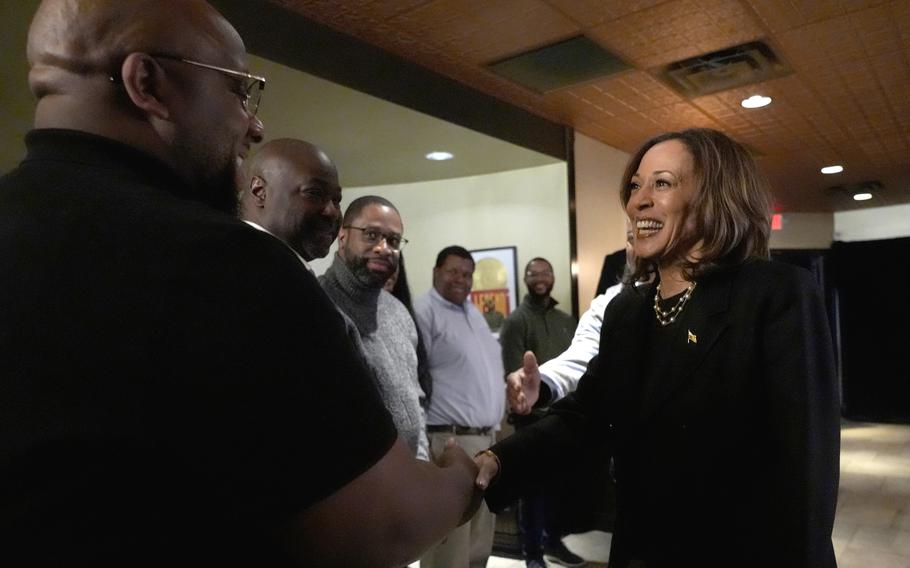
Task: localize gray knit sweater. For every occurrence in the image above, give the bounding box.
[320,255,429,459]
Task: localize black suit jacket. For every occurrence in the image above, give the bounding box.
[595,248,627,295]
[486,259,840,568]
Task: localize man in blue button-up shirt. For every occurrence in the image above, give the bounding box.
[415,245,505,568]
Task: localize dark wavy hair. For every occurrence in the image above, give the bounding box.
[386,254,433,408]
[620,128,772,282]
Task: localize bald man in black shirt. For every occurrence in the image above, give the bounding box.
[0,1,478,566]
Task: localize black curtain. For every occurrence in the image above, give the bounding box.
[770,249,839,358]
[771,249,843,416]
[829,237,910,423]
[595,248,626,296]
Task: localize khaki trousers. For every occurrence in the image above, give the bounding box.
[420,430,497,568]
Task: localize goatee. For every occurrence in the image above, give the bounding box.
[348,256,392,289]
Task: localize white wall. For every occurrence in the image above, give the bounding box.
[834,204,910,242]
[765,205,910,248]
[310,163,572,309]
[769,212,834,249]
[573,132,630,312]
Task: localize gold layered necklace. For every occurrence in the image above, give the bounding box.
[653,282,697,326]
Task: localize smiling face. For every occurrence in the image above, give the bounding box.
[162,4,265,213]
[433,254,474,306]
[337,203,402,288]
[252,142,342,261]
[27,0,266,215]
[524,259,554,299]
[625,139,699,267]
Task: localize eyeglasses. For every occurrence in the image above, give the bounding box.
[525,270,553,278]
[152,54,265,116]
[344,226,408,251]
[111,53,266,116]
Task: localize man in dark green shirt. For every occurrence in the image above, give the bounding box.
[500,258,577,374]
[499,257,585,568]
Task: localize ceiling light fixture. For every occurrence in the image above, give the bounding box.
[821,165,844,174]
[425,151,454,161]
[853,192,872,201]
[740,94,772,108]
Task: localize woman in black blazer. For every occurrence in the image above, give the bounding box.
[476,128,839,567]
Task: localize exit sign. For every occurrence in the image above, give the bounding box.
[771,214,783,231]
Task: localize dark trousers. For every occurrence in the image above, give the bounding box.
[510,411,565,559]
[517,493,561,558]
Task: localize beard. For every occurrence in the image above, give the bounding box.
[171,126,240,215]
[297,218,340,261]
[346,254,396,289]
[526,282,553,300]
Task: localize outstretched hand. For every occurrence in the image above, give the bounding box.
[506,351,540,415]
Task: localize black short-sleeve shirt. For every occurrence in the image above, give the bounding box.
[0,130,397,566]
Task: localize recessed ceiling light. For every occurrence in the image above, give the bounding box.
[853,192,872,201]
[740,95,772,108]
[425,151,454,161]
[821,165,844,174]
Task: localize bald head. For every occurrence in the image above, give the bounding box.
[26,0,265,214]
[240,139,342,261]
[244,139,338,188]
[28,0,243,99]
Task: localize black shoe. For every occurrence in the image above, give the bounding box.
[525,556,547,568]
[543,539,586,567]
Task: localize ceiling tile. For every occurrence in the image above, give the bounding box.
[542,0,666,28]
[271,0,910,211]
[275,0,432,26]
[552,70,684,120]
[746,0,891,33]
[387,0,580,64]
[587,0,764,69]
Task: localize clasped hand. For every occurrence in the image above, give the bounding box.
[435,438,483,525]
[473,450,500,491]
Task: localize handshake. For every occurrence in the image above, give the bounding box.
[444,351,544,498]
[434,437,499,520]
[435,437,501,492]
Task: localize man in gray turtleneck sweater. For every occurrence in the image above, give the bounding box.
[321,196,429,460]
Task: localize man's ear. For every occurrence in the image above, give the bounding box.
[336,226,349,252]
[250,175,267,206]
[119,52,171,120]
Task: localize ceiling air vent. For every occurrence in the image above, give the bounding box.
[488,35,630,94]
[662,41,789,98]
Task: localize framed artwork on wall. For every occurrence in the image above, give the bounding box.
[470,246,519,335]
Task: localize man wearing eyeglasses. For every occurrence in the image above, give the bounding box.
[321,196,429,462]
[0,1,481,566]
[499,258,584,568]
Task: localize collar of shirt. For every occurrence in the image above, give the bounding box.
[242,220,314,274]
[522,294,558,314]
[428,287,470,311]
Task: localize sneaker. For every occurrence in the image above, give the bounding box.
[543,539,586,567]
[526,557,547,568]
